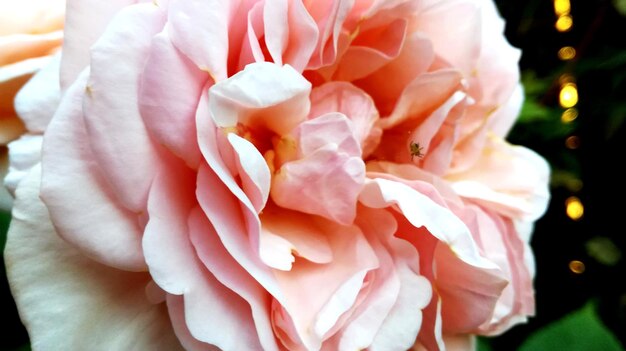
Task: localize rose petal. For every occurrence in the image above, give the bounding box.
[308,82,381,156]
[259,206,333,271]
[40,71,146,271]
[61,0,135,89]
[5,134,42,195]
[139,29,207,168]
[227,133,271,213]
[5,165,183,350]
[83,3,165,212]
[13,53,61,133]
[263,0,318,72]
[188,207,280,351]
[168,0,234,81]
[448,136,551,221]
[208,62,311,135]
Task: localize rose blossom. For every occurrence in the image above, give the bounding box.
[5,0,549,350]
[0,0,65,210]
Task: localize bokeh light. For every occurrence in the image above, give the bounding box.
[556,14,573,32]
[559,83,579,108]
[565,135,580,149]
[565,196,584,221]
[558,46,576,60]
[561,108,579,123]
[554,0,571,16]
[569,260,586,274]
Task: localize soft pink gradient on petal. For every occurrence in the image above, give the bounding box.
[139,29,208,168]
[83,3,165,212]
[40,71,146,271]
[61,0,136,89]
[308,82,381,157]
[272,113,365,225]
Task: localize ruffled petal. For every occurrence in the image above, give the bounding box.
[188,207,280,351]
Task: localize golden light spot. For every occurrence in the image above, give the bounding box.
[554,0,571,16]
[558,46,576,60]
[556,14,573,32]
[565,196,584,221]
[559,83,578,108]
[565,135,580,149]
[561,108,578,123]
[569,260,585,274]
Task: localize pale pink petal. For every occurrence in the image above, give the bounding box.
[139,29,207,168]
[188,207,280,351]
[5,134,42,195]
[378,69,463,129]
[40,71,146,271]
[489,83,524,138]
[5,165,183,350]
[196,91,285,303]
[416,0,481,76]
[227,133,271,213]
[358,177,505,278]
[361,208,432,351]
[278,0,319,72]
[145,164,266,351]
[83,3,165,212]
[354,33,434,117]
[168,0,236,81]
[195,158,284,302]
[167,296,219,351]
[61,0,136,89]
[208,62,311,135]
[273,220,379,350]
[272,133,365,225]
[14,53,61,133]
[332,18,408,82]
[181,267,264,350]
[309,82,381,156]
[142,158,200,295]
[448,136,551,221]
[306,0,353,69]
[470,0,521,109]
[259,207,333,270]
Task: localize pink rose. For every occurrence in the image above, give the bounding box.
[5,0,549,350]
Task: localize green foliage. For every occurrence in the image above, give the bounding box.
[519,302,625,351]
[1,210,10,252]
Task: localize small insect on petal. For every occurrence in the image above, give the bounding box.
[409,141,424,160]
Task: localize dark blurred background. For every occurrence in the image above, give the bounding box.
[1,0,625,350]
